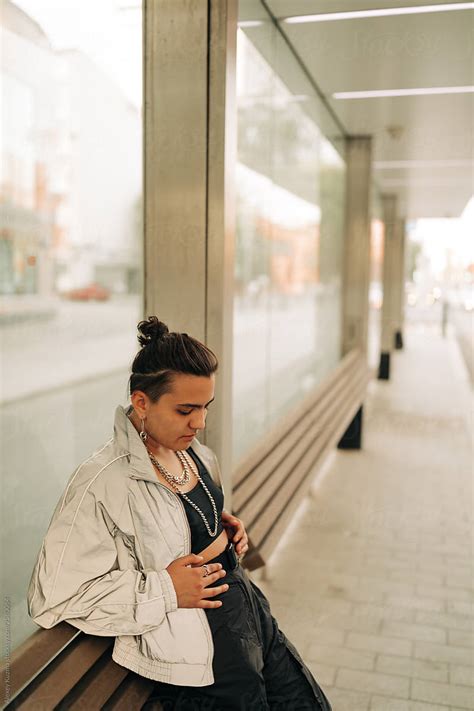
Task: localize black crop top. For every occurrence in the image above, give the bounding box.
[180,447,224,553]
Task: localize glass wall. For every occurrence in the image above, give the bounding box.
[0,0,143,650]
[233,2,347,465]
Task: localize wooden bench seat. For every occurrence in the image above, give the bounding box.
[0,624,155,710]
[233,348,372,570]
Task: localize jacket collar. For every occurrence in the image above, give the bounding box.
[113,404,221,488]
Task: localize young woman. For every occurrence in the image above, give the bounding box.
[28,316,332,710]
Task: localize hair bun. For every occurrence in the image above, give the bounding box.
[137,316,169,347]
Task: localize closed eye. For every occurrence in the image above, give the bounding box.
[177,404,212,416]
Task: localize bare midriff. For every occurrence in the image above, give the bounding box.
[198,528,228,563]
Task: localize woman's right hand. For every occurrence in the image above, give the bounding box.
[166,554,228,608]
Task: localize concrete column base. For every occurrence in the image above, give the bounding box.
[378,352,391,380]
[338,405,363,450]
[394,330,404,349]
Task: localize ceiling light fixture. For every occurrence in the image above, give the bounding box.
[374,160,474,169]
[238,20,264,27]
[283,2,474,24]
[333,86,474,99]
[380,178,468,187]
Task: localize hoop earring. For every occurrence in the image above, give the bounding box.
[139,417,148,442]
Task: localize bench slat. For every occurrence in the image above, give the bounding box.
[258,382,364,570]
[102,675,157,711]
[0,623,79,705]
[55,655,129,710]
[258,367,372,562]
[235,359,368,520]
[233,350,361,485]
[233,356,362,510]
[11,636,112,710]
[247,365,370,549]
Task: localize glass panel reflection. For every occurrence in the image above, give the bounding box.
[233,7,346,465]
[0,0,143,650]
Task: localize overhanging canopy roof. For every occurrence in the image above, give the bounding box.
[240,0,473,219]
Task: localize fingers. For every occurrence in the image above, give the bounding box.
[199,567,228,607]
[199,600,223,609]
[199,582,229,608]
[221,511,249,555]
[233,532,248,554]
[182,553,204,565]
[189,560,223,571]
[226,517,248,552]
[201,582,229,599]
[201,568,227,586]
[200,562,223,575]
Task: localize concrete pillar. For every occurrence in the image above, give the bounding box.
[144,0,237,503]
[339,136,372,450]
[378,194,400,379]
[341,136,372,358]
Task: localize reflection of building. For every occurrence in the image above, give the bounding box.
[256,216,320,293]
[0,1,141,297]
[236,162,321,296]
[1,2,58,295]
[55,49,141,293]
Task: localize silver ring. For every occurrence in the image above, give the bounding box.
[202,564,210,577]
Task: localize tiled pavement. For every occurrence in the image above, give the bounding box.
[249,326,473,710]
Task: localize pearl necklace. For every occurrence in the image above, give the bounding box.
[146,448,219,538]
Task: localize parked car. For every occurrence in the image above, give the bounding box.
[61,283,110,301]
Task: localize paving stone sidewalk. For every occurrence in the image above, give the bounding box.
[250,326,473,711]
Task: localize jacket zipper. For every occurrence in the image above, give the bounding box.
[151,480,192,555]
[133,475,215,674]
[172,488,192,555]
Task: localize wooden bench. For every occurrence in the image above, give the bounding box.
[1,349,370,707]
[0,623,158,710]
[233,348,372,570]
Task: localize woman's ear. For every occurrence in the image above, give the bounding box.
[130,390,149,418]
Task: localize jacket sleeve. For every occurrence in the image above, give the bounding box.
[27,487,178,637]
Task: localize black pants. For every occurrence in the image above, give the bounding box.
[142,558,332,710]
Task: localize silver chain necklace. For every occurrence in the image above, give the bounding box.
[146,448,219,538]
[147,448,191,486]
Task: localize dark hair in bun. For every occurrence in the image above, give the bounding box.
[129,316,218,402]
[136,317,169,347]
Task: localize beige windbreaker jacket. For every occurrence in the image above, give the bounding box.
[27,404,226,686]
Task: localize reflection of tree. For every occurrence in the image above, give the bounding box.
[319,164,345,284]
[238,103,320,205]
[235,206,267,295]
[238,103,273,162]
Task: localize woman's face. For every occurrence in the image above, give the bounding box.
[131,373,215,452]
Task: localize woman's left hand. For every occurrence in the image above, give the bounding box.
[221,510,249,557]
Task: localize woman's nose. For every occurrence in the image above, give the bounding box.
[190,410,206,430]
